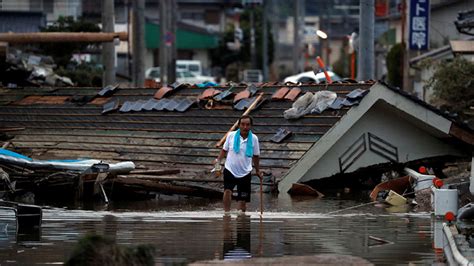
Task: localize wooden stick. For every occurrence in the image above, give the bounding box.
[2,142,10,149]
[0,127,25,132]
[260,176,263,216]
[215,92,264,148]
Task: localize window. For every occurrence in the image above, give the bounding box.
[188,64,199,72]
[298,77,316,83]
[149,70,160,78]
[182,71,194,78]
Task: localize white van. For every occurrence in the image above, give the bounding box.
[176,60,202,76]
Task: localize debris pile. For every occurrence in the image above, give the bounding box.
[1,48,73,87]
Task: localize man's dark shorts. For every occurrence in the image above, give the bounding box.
[223,168,251,202]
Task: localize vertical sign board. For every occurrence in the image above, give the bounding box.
[409,0,430,50]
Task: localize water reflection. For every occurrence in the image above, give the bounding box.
[0,210,41,247]
[222,214,252,261]
[0,194,442,265]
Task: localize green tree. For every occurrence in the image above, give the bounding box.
[39,16,101,67]
[424,57,474,114]
[386,43,403,88]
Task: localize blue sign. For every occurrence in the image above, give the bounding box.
[409,0,430,50]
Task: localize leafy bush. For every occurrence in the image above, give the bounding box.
[424,57,474,114]
[56,63,102,87]
[386,43,403,88]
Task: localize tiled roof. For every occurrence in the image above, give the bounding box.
[0,83,372,181]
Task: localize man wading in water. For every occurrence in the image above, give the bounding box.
[214,115,262,213]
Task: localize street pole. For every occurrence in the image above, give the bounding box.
[168,0,177,83]
[159,0,176,84]
[262,0,268,81]
[102,0,115,86]
[293,0,300,73]
[357,0,374,80]
[127,0,132,80]
[250,10,256,69]
[159,0,167,84]
[132,0,145,87]
[401,0,410,91]
[272,0,280,79]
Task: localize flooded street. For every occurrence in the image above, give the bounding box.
[0,193,442,265]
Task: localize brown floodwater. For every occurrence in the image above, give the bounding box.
[0,193,444,265]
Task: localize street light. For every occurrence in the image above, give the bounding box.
[316,30,328,39]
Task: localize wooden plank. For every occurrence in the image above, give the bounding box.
[118,154,295,168]
[15,128,224,139]
[111,177,223,198]
[0,106,347,117]
[14,128,323,142]
[0,112,343,125]
[2,120,330,134]
[449,123,474,145]
[12,135,314,151]
[12,142,306,160]
[129,169,180,175]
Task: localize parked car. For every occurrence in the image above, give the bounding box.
[176,60,202,76]
[146,67,216,84]
[145,67,160,80]
[176,70,216,84]
[283,70,341,84]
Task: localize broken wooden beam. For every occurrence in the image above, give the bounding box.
[0,32,128,43]
[112,176,223,198]
[129,169,180,175]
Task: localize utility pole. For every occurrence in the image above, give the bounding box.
[262,0,268,80]
[401,0,410,91]
[168,0,177,83]
[272,0,280,79]
[102,0,115,86]
[250,10,256,69]
[357,0,374,80]
[126,0,132,80]
[293,0,300,73]
[132,0,145,87]
[159,0,177,84]
[159,0,167,84]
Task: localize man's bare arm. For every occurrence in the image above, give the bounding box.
[215,149,227,163]
[252,155,262,178]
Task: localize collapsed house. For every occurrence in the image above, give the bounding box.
[0,80,472,200]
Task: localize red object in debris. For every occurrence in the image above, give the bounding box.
[154,86,173,100]
[433,177,444,188]
[316,56,332,84]
[284,88,301,101]
[233,89,251,103]
[418,166,427,174]
[445,211,455,222]
[198,88,220,100]
[271,87,290,100]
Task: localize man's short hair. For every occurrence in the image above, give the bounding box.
[238,115,253,125]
